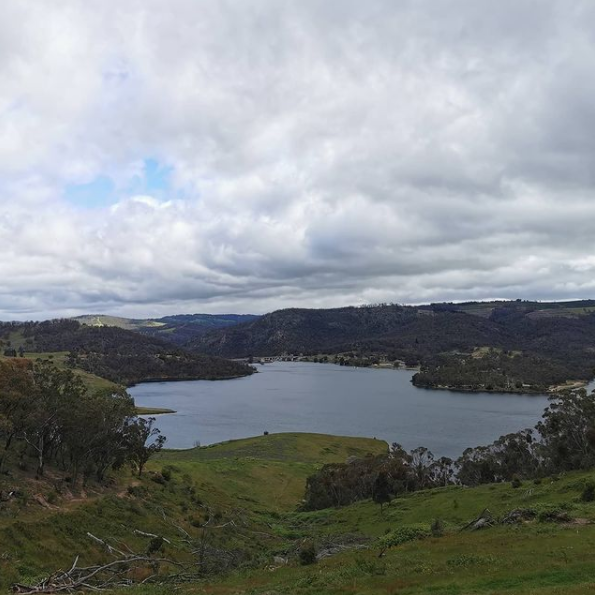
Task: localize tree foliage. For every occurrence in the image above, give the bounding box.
[190,302,595,389]
[303,388,595,510]
[0,319,254,385]
[0,359,164,485]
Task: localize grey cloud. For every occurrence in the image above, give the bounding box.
[0,1,595,319]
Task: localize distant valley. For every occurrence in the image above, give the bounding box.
[20,299,595,395]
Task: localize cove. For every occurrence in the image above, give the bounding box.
[129,361,553,459]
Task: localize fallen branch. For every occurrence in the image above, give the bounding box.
[133,529,171,544]
[12,552,183,594]
[460,508,494,531]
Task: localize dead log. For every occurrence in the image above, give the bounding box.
[460,508,494,531]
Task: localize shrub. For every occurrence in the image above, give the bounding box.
[151,474,166,485]
[536,505,571,523]
[299,541,317,565]
[354,557,386,575]
[379,525,430,549]
[581,482,595,502]
[146,536,164,555]
[511,475,522,489]
[46,491,59,505]
[430,519,445,537]
[127,485,149,498]
[447,553,496,567]
[161,467,174,482]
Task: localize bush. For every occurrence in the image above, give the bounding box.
[161,466,174,481]
[299,541,317,565]
[127,485,149,498]
[430,519,444,537]
[536,505,571,523]
[379,525,430,549]
[151,474,166,485]
[147,536,164,555]
[46,490,59,505]
[511,475,522,489]
[581,482,595,502]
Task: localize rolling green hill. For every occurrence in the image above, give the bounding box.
[4,432,595,595]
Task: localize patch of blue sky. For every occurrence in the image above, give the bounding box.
[136,158,172,195]
[63,175,116,208]
[63,158,174,208]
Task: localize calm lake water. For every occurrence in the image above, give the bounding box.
[129,362,560,458]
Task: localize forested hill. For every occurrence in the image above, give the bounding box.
[73,313,260,345]
[0,319,253,386]
[188,300,595,389]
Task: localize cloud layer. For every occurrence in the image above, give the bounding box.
[1,1,595,318]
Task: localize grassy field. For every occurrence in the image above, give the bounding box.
[2,432,595,594]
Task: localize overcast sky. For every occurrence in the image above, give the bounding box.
[1,1,595,319]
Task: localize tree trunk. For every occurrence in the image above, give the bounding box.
[36,434,45,477]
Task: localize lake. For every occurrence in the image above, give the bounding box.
[128,361,562,458]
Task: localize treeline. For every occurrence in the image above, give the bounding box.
[0,320,254,386]
[0,359,164,485]
[412,350,582,392]
[302,388,595,510]
[303,445,452,510]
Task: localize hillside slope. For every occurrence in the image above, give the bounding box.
[6,432,595,595]
[0,319,253,385]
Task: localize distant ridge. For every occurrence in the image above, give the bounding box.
[73,313,260,345]
[0,318,254,385]
[185,299,595,391]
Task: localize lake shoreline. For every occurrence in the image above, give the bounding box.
[411,378,595,396]
[126,372,252,388]
[130,361,549,457]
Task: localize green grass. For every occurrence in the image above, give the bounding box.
[3,434,595,595]
[160,432,387,464]
[150,468,595,595]
[135,406,176,415]
[0,434,386,591]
